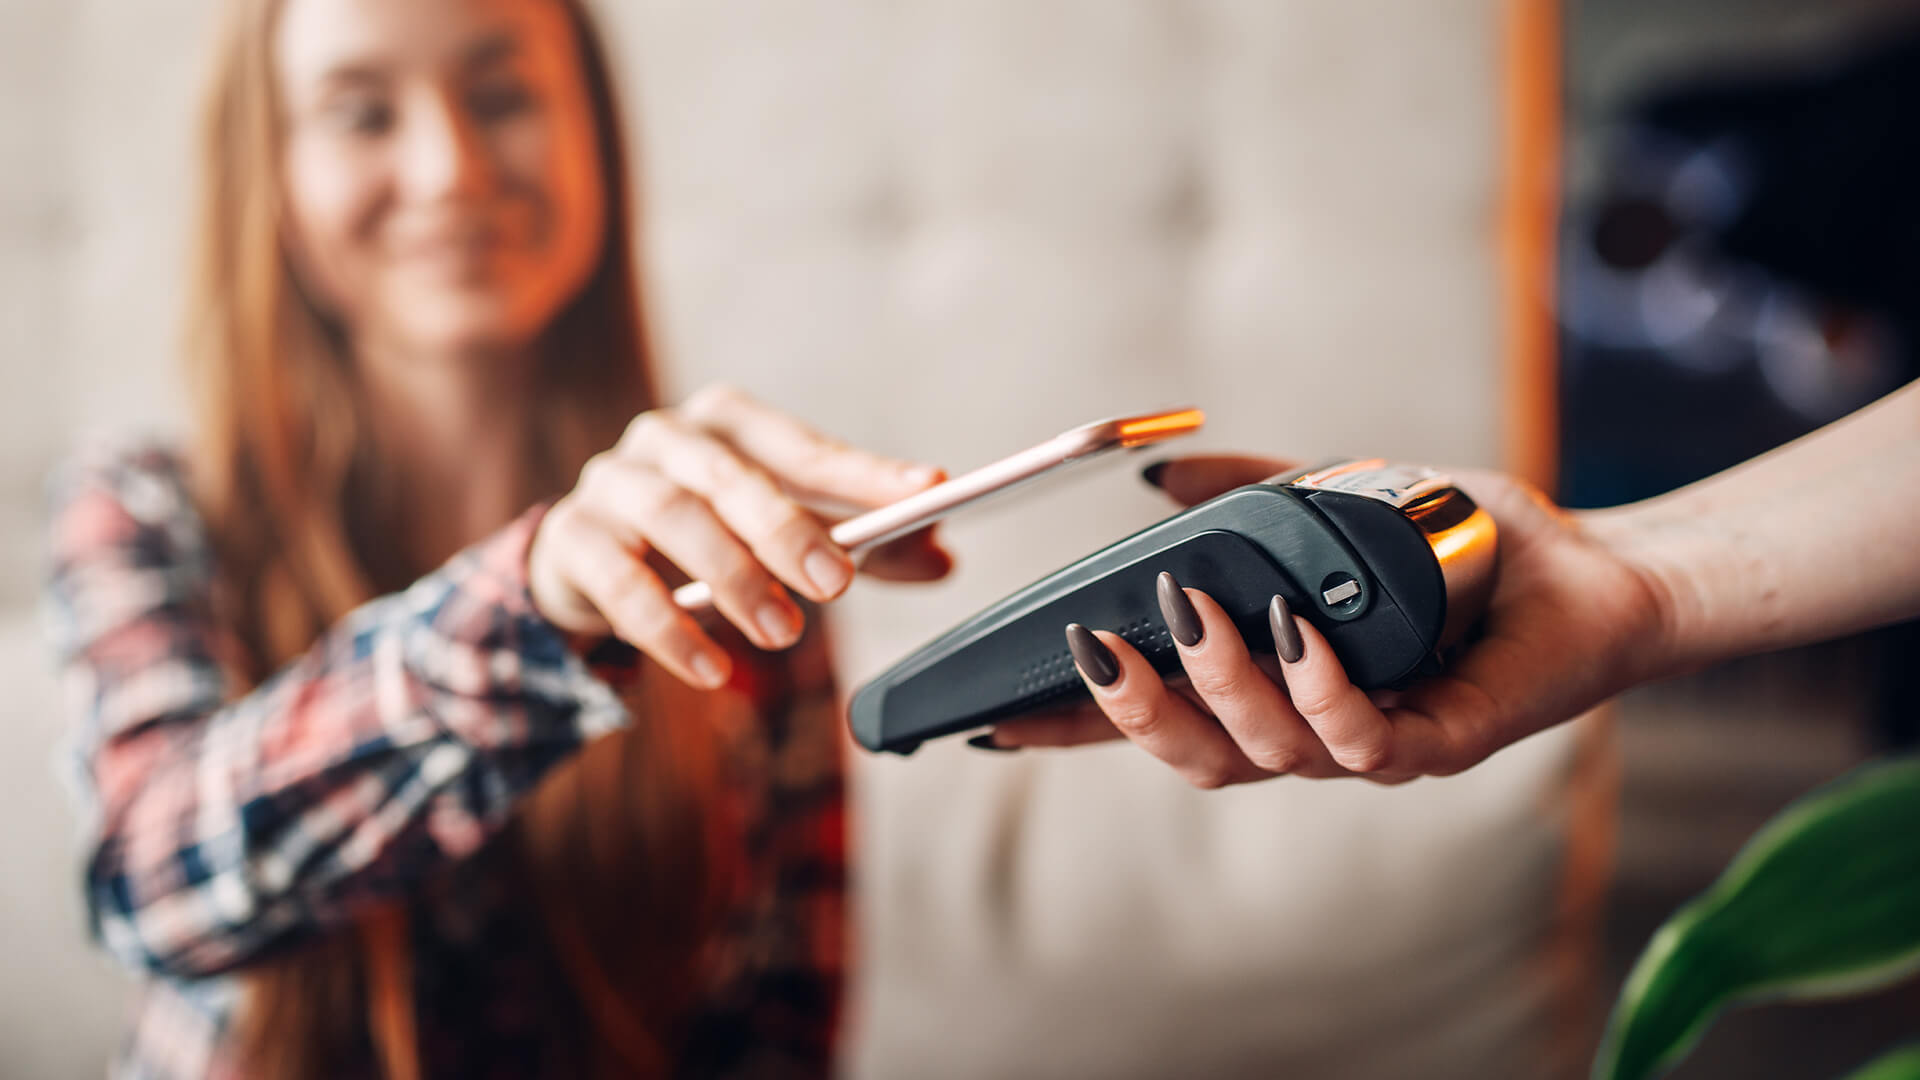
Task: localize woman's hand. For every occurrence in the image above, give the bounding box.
[986,455,1676,786]
[529,384,952,689]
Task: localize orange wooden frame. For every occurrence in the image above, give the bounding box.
[1500,0,1563,491]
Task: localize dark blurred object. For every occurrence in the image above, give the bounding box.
[1559,19,1920,749]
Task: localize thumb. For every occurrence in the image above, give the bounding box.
[856,525,955,582]
[1142,454,1298,507]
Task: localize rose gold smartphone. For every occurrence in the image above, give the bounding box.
[671,406,1206,611]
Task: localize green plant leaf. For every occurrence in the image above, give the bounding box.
[1593,757,1920,1080]
[1841,1045,1920,1080]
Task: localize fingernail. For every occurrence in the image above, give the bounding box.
[1156,571,1203,647]
[804,547,852,597]
[756,600,799,648]
[1141,461,1170,489]
[1065,623,1120,687]
[904,464,943,487]
[690,650,729,689]
[1269,594,1304,663]
[967,732,1019,753]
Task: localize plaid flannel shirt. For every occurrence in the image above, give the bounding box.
[44,442,844,1078]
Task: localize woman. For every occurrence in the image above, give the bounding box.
[46,0,949,1075]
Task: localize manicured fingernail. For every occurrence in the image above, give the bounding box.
[1156,571,1203,647]
[1065,623,1120,687]
[967,732,1019,753]
[804,547,852,596]
[690,650,729,689]
[1141,461,1170,489]
[1269,594,1304,663]
[756,600,799,647]
[904,464,943,487]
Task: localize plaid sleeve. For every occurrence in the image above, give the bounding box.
[43,444,629,979]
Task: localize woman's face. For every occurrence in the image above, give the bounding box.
[275,0,606,356]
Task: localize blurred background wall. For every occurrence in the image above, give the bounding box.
[3,1,1917,1077]
[2,5,209,1075]
[5,2,1528,1074]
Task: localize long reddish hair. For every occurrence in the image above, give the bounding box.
[184,0,723,1074]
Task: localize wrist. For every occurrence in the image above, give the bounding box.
[1577,502,1709,685]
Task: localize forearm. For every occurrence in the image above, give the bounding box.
[1592,379,1920,675]
[87,581,628,978]
[50,475,628,977]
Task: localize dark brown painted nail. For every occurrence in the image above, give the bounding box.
[1269,594,1305,663]
[1065,623,1120,686]
[1141,461,1171,489]
[967,732,1019,753]
[1156,571,1203,647]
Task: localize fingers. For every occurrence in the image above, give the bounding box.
[1271,605,1477,779]
[619,411,855,603]
[574,451,805,652]
[1065,623,1266,789]
[534,500,733,690]
[1267,605,1398,774]
[677,383,943,509]
[629,388,955,591]
[1143,454,1298,507]
[857,526,955,582]
[534,385,956,695]
[1159,577,1349,778]
[1011,584,1420,784]
[977,702,1119,748]
[975,584,1507,782]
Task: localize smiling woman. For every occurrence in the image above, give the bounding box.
[44,0,952,1077]
[273,0,607,363]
